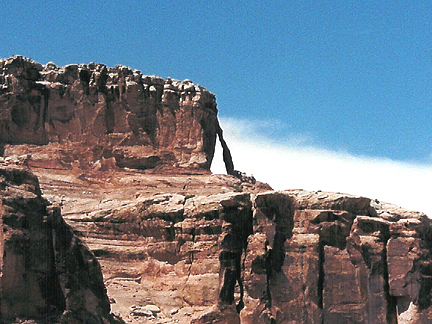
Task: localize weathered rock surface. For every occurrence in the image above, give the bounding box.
[2,55,432,324]
[44,172,432,324]
[0,162,121,323]
[0,56,233,172]
[4,156,269,323]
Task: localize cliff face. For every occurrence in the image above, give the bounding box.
[0,162,121,323]
[3,160,431,324]
[248,191,432,324]
[0,56,228,171]
[1,56,431,324]
[65,186,432,324]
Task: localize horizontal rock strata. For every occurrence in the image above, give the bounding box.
[65,186,432,323]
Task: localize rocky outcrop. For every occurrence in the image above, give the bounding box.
[0,163,120,323]
[2,55,432,324]
[0,56,232,172]
[244,191,432,324]
[63,185,432,323]
[71,192,253,311]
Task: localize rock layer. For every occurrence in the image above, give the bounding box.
[61,183,432,323]
[0,56,229,171]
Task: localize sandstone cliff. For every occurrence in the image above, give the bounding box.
[58,184,432,324]
[3,160,431,323]
[0,56,234,173]
[1,56,431,324]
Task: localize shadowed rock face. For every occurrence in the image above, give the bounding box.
[0,56,230,172]
[0,164,120,324]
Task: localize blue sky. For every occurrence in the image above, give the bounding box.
[1,1,432,214]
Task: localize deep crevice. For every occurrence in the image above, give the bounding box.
[219,250,244,311]
[218,200,252,313]
[105,101,115,134]
[270,231,286,273]
[264,241,273,309]
[317,242,325,311]
[79,69,91,95]
[383,238,398,324]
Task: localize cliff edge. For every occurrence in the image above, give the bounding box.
[0,55,234,173]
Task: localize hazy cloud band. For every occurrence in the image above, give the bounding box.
[212,117,432,216]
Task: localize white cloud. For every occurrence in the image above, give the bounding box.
[212,117,432,216]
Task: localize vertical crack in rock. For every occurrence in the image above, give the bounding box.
[219,251,243,305]
[418,259,432,311]
[382,237,398,324]
[44,206,67,314]
[40,85,49,135]
[318,241,325,311]
[248,192,295,322]
[218,194,253,314]
[105,100,115,134]
[79,67,91,95]
[306,210,357,321]
[344,216,392,324]
[417,217,432,312]
[385,217,432,323]
[270,230,287,273]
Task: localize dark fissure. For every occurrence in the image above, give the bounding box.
[317,242,325,311]
[219,250,244,312]
[383,239,398,324]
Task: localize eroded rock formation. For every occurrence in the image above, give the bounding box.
[0,162,120,323]
[61,185,432,323]
[2,56,431,324]
[0,56,234,172]
[247,191,432,324]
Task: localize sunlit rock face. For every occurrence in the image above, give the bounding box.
[0,56,221,171]
[241,190,432,324]
[68,184,432,323]
[2,55,432,324]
